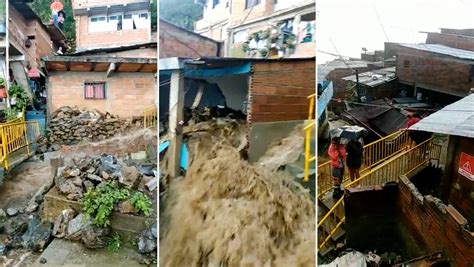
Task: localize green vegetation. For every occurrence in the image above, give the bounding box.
[159,0,203,30]
[31,0,76,51]
[8,84,30,112]
[129,191,153,217]
[106,233,123,252]
[81,181,153,227]
[81,182,130,227]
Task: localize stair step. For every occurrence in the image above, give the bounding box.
[318,202,345,241]
[318,238,336,257]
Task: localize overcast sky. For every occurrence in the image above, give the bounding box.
[317,0,474,63]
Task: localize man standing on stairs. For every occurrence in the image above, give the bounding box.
[328,137,346,198]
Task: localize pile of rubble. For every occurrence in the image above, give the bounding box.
[46,106,142,146]
[55,154,157,202]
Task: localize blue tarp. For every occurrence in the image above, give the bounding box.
[159,63,252,78]
[318,81,333,120]
[158,140,188,170]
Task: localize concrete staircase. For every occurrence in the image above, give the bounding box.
[318,192,346,256]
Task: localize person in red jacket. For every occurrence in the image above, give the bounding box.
[406,113,421,148]
[328,137,347,198]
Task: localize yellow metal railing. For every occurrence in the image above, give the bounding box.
[304,94,316,182]
[317,130,410,198]
[317,138,441,251]
[144,106,157,129]
[0,120,40,170]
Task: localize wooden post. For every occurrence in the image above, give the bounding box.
[168,70,184,178]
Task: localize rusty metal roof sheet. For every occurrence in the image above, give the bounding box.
[410,94,474,138]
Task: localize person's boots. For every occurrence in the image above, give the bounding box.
[332,185,343,199]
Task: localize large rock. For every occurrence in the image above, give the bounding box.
[81,225,109,249]
[21,216,53,251]
[137,223,157,254]
[52,209,77,238]
[65,214,92,241]
[120,166,141,189]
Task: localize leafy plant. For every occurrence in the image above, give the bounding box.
[81,182,130,227]
[106,233,123,252]
[8,84,30,112]
[259,48,269,58]
[129,192,152,217]
[3,108,19,121]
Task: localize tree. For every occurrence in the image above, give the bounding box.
[31,0,76,52]
[159,0,203,30]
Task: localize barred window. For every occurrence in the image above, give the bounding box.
[84,82,106,99]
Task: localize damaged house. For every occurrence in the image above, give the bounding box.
[160,56,315,174]
[41,0,157,118]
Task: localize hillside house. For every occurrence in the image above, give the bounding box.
[194,0,315,58]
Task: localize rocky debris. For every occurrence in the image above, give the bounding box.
[21,216,53,251]
[137,223,157,254]
[6,208,18,217]
[65,214,92,241]
[54,154,156,204]
[46,106,142,146]
[25,178,55,214]
[0,209,6,218]
[40,257,47,264]
[116,200,136,214]
[81,225,109,249]
[52,209,77,238]
[120,166,141,189]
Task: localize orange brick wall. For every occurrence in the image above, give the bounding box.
[75,15,150,50]
[9,5,56,68]
[249,60,315,122]
[47,72,155,118]
[399,176,474,266]
[159,21,220,58]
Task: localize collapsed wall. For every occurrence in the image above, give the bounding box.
[159,120,315,266]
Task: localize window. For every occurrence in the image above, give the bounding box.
[212,0,220,8]
[139,13,148,19]
[84,82,106,99]
[245,0,260,9]
[124,14,132,19]
[403,60,410,68]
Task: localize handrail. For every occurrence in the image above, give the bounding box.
[317,130,410,198]
[304,94,316,182]
[318,137,439,251]
[144,106,158,129]
[0,120,40,170]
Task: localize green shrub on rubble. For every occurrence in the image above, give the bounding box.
[106,232,123,252]
[81,182,130,227]
[129,192,152,217]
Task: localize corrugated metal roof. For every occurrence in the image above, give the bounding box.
[410,94,474,138]
[318,60,369,82]
[342,67,396,87]
[399,43,474,61]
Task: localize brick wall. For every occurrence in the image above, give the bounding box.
[249,59,315,122]
[396,46,474,97]
[159,20,221,58]
[448,137,474,226]
[426,33,474,52]
[9,6,55,68]
[399,176,474,266]
[75,15,150,50]
[47,72,155,118]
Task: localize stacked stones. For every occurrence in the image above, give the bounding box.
[47,106,142,146]
[55,155,156,202]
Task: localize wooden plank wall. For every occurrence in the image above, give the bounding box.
[249,60,315,123]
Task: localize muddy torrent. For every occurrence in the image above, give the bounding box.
[160,120,315,267]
